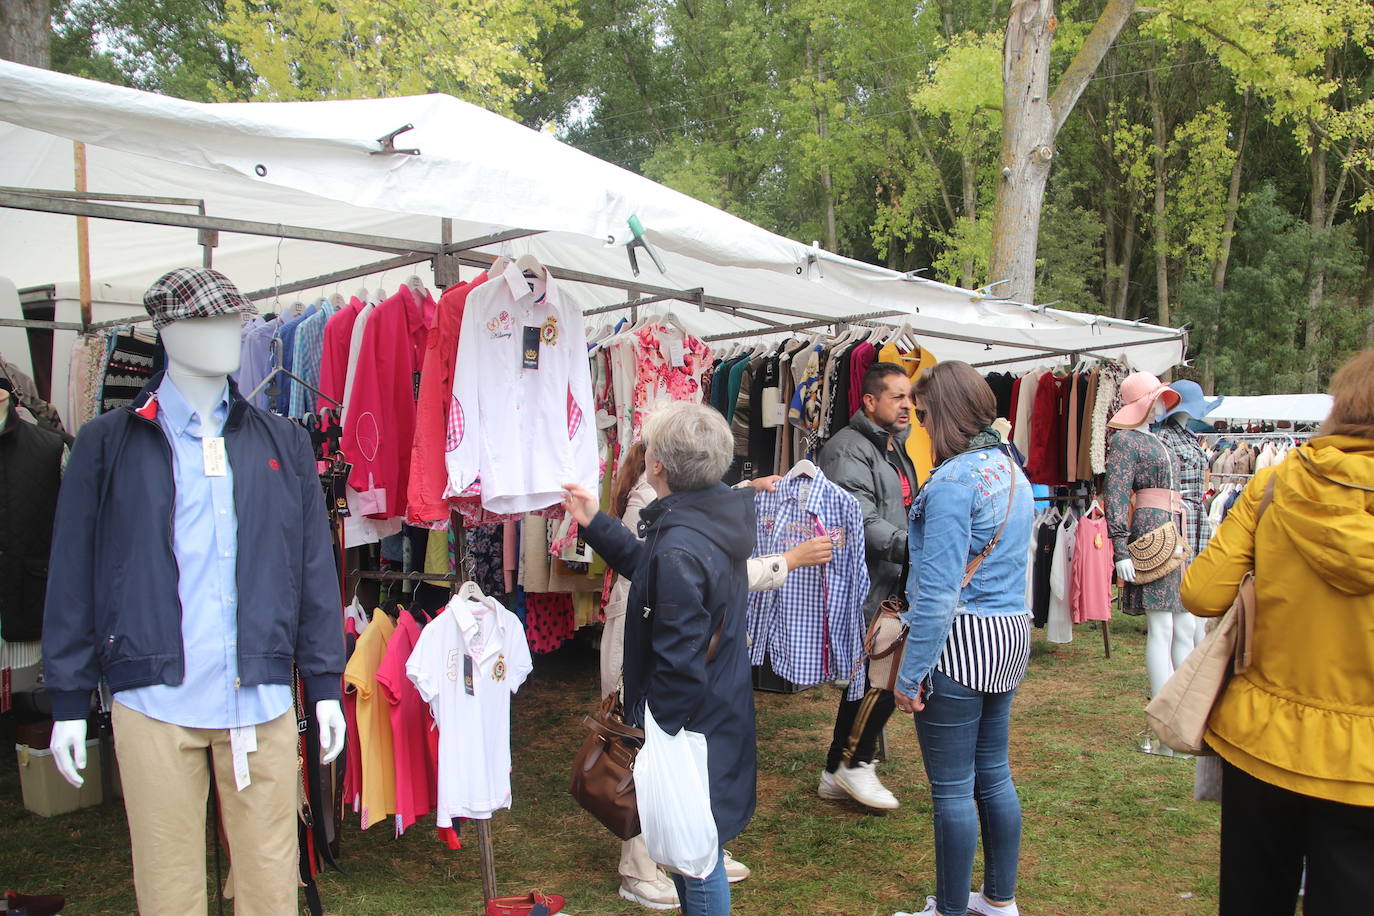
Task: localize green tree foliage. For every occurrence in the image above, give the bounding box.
[217,0,577,110]
[45,0,1374,390]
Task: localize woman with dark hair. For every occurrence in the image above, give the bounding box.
[1181,347,1374,914]
[893,361,1034,916]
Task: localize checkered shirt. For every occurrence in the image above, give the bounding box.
[747,469,870,699]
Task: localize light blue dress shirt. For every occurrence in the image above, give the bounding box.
[116,375,293,729]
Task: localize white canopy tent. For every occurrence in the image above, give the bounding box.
[1209,394,1333,424]
[0,60,1186,373]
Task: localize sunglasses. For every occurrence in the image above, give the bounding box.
[914,408,927,424]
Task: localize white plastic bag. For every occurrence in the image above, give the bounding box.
[634,703,718,879]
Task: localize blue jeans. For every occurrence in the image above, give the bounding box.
[914,670,1021,916]
[669,847,730,916]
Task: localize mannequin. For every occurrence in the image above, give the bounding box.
[1155,379,1224,651]
[1104,372,1189,704]
[50,313,346,782]
[43,268,346,916]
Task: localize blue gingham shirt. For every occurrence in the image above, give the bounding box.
[747,469,870,699]
[288,301,334,417]
[116,376,293,728]
[271,304,316,414]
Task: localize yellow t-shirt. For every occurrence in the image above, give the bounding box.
[878,341,938,484]
[343,610,397,829]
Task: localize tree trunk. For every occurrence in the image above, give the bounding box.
[960,148,978,288]
[1305,131,1328,391]
[1114,200,1139,319]
[1204,90,1250,394]
[1148,66,1170,328]
[0,0,50,68]
[989,0,1135,303]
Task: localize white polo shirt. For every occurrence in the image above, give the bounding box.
[444,262,598,513]
[406,594,533,824]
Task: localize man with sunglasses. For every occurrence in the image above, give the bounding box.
[815,362,917,809]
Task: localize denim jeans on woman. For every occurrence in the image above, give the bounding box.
[914,670,1021,916]
[669,847,730,916]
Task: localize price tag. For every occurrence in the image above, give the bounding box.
[463,655,475,696]
[667,339,687,368]
[1,668,11,714]
[521,326,541,370]
[202,437,227,477]
[230,725,257,791]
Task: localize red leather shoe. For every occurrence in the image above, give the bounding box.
[6,890,67,916]
[485,891,565,916]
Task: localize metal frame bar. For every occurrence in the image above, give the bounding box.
[2,188,1187,362]
[0,190,445,256]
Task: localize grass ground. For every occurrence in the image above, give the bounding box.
[2,616,1221,914]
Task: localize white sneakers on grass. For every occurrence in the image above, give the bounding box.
[619,873,679,910]
[819,760,900,809]
[894,888,1021,916]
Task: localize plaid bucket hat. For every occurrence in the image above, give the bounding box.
[143,267,258,331]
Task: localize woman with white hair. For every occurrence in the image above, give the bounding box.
[564,401,756,916]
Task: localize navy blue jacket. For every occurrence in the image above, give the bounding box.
[42,372,344,721]
[582,483,757,844]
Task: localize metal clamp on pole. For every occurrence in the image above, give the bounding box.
[371,124,421,156]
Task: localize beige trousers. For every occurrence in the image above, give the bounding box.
[112,703,299,916]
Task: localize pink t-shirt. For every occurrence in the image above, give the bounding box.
[1071,514,1113,623]
[375,611,440,835]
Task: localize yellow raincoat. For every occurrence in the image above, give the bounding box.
[1181,435,1374,805]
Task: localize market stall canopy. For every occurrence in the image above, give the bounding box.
[1209,394,1333,424]
[0,60,1185,373]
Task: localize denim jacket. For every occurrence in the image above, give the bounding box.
[897,446,1034,696]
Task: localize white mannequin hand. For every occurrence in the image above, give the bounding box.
[316,700,345,764]
[50,720,88,788]
[1115,558,1138,583]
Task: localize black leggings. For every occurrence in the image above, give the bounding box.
[825,686,896,772]
[1220,759,1374,915]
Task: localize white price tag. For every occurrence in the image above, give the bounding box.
[202,436,228,477]
[230,725,256,791]
[667,340,687,368]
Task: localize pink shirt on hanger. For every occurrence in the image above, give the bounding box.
[1070,513,1113,623]
[406,274,487,526]
[342,284,432,518]
[317,297,364,414]
[375,611,441,836]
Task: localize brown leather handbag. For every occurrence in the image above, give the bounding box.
[570,619,726,840]
[569,690,644,840]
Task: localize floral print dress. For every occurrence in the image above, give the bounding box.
[1106,427,1185,614]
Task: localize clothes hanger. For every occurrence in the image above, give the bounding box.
[785,458,819,479]
[406,274,430,300]
[488,255,513,276]
[456,579,487,605]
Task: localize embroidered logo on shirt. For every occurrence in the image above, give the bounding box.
[486,309,514,339]
[540,316,560,346]
[268,458,280,470]
[492,653,507,682]
[445,648,461,682]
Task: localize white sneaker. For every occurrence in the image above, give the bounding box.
[893,895,940,915]
[818,768,848,800]
[722,849,750,883]
[967,888,1020,916]
[619,872,680,910]
[833,760,900,809]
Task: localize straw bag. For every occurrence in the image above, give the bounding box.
[1145,478,1274,755]
[1127,522,1191,584]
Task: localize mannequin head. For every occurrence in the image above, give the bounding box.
[1109,372,1180,431]
[160,313,243,378]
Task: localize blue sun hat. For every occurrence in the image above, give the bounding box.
[1165,379,1223,421]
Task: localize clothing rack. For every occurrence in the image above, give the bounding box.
[349,567,499,903]
[1200,431,1314,440]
